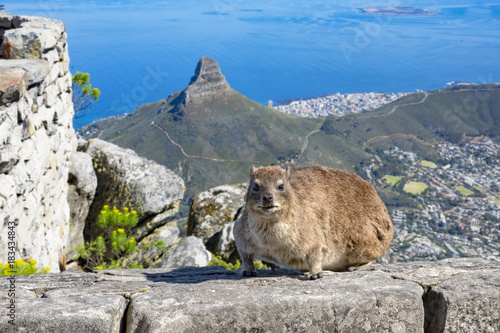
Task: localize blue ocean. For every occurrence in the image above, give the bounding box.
[5,1,500,129]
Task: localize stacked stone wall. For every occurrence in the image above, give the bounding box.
[0,11,76,272]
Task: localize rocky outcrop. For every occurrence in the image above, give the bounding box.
[79,139,185,242]
[206,220,238,261]
[69,138,205,271]
[182,56,233,104]
[0,12,76,272]
[1,258,498,332]
[65,139,211,270]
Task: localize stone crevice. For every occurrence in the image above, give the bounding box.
[119,296,131,333]
[422,285,450,333]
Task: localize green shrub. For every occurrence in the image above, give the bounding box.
[209,254,241,270]
[130,262,144,269]
[97,205,138,229]
[72,205,157,271]
[208,254,268,271]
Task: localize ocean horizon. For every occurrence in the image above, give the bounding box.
[5,0,500,128]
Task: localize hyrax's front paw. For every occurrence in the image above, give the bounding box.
[310,272,324,280]
[242,270,257,277]
[347,261,373,272]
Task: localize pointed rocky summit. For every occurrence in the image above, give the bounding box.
[182,57,233,103]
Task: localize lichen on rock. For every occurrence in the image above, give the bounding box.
[187,183,246,243]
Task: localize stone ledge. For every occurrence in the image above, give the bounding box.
[0,13,65,34]
[12,15,66,36]
[0,59,50,86]
[127,269,423,333]
[0,258,498,332]
[3,295,127,333]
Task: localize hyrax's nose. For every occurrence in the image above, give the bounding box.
[263,193,273,203]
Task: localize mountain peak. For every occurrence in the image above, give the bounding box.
[183,57,232,103]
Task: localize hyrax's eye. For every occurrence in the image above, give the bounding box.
[252,184,260,191]
[277,183,285,191]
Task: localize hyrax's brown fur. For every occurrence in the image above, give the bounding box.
[234,166,394,280]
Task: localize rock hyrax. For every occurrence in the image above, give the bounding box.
[234,166,394,280]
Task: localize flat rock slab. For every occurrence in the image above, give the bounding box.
[0,295,126,333]
[0,270,100,298]
[43,281,152,299]
[374,257,500,287]
[1,258,499,332]
[375,257,500,333]
[126,270,424,333]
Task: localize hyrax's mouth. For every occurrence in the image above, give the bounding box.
[259,204,279,212]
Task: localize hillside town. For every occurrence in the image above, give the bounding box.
[273,92,408,117]
[363,140,500,262]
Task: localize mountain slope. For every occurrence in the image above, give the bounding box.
[320,85,500,149]
[81,57,500,214]
[81,57,322,210]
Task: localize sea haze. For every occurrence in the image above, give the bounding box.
[5,0,500,128]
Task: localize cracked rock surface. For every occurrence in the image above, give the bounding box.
[0,258,498,332]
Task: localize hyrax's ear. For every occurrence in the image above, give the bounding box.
[250,165,256,177]
[285,166,292,178]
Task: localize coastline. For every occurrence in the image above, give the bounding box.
[360,7,440,16]
[272,91,410,118]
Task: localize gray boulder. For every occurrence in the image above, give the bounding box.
[80,139,185,241]
[206,220,237,260]
[159,236,211,268]
[67,152,97,261]
[187,183,245,243]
